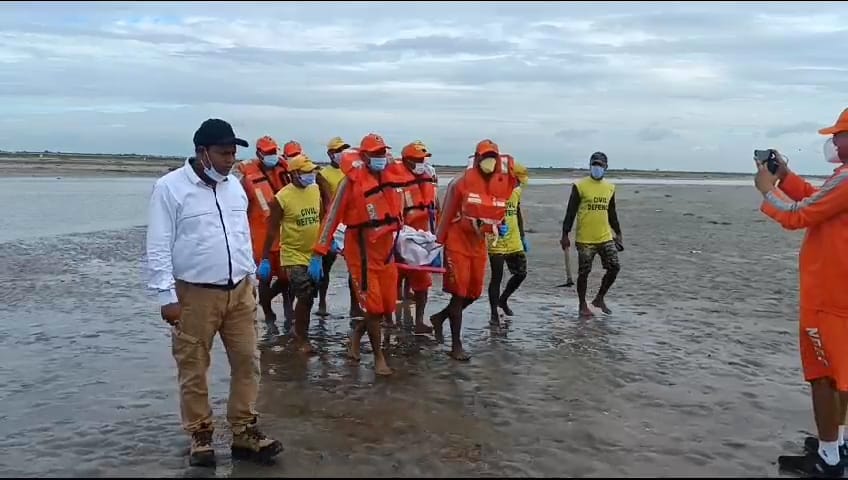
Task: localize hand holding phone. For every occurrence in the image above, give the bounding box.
[754,149,780,175]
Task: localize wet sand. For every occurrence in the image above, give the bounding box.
[0,181,813,477]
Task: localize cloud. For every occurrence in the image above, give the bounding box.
[0,1,846,174]
[765,122,824,138]
[637,127,679,142]
[555,129,599,140]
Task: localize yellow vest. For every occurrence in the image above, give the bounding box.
[575,177,615,244]
[318,165,345,199]
[275,184,321,267]
[488,187,523,255]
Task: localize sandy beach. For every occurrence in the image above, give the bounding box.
[0,172,815,477]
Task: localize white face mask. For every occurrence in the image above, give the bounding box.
[412,163,428,175]
[331,152,343,165]
[824,137,841,164]
[202,151,228,183]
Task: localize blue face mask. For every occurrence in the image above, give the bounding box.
[369,156,387,171]
[261,153,278,168]
[590,165,605,180]
[202,151,228,183]
[298,172,316,186]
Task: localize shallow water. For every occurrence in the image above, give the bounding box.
[0,178,815,477]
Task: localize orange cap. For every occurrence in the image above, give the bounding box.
[283,140,302,157]
[256,135,278,154]
[360,133,390,154]
[401,141,431,161]
[475,139,499,157]
[819,108,848,135]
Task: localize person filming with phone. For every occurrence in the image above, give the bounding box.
[755,108,848,477]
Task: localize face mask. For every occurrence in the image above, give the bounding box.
[479,157,496,174]
[824,137,841,164]
[298,172,316,186]
[331,152,343,165]
[369,156,387,171]
[412,163,428,175]
[590,165,605,179]
[202,151,228,183]
[261,154,278,168]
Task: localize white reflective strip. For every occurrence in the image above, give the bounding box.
[255,188,270,212]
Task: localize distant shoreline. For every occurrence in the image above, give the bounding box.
[0,151,822,180]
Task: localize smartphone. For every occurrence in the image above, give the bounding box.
[754,149,780,174]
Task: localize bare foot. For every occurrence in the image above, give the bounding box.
[489,312,501,328]
[430,313,446,343]
[297,341,316,355]
[316,304,329,317]
[498,299,514,316]
[414,323,433,335]
[374,354,394,376]
[591,297,612,314]
[579,304,595,317]
[347,335,361,363]
[448,346,471,362]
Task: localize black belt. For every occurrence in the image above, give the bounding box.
[185,278,243,291]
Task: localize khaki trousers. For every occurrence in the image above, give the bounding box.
[172,279,259,433]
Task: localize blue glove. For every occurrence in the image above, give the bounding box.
[498,223,509,237]
[308,255,324,283]
[257,259,272,281]
[522,236,529,253]
[330,239,341,254]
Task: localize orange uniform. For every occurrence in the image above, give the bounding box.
[761,166,848,390]
[398,142,440,292]
[437,143,518,300]
[313,147,406,315]
[239,159,289,278]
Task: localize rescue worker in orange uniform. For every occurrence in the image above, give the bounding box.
[316,136,363,320]
[282,140,302,162]
[308,133,405,376]
[757,108,848,477]
[237,135,292,331]
[396,141,440,334]
[430,139,518,360]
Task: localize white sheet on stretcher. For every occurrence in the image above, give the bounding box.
[396,225,442,266]
[332,224,442,266]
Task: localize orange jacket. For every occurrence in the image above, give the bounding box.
[761,167,848,313]
[313,150,405,267]
[401,169,439,233]
[239,160,289,257]
[436,154,518,256]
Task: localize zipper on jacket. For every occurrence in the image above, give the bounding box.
[212,185,234,287]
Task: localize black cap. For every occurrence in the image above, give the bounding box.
[193,119,249,148]
[590,151,607,162]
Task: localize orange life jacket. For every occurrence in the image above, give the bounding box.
[338,150,406,246]
[456,154,517,232]
[240,160,289,255]
[401,171,438,232]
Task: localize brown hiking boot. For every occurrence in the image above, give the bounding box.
[189,429,215,467]
[231,424,283,464]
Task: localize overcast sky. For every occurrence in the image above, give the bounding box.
[1,1,846,173]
